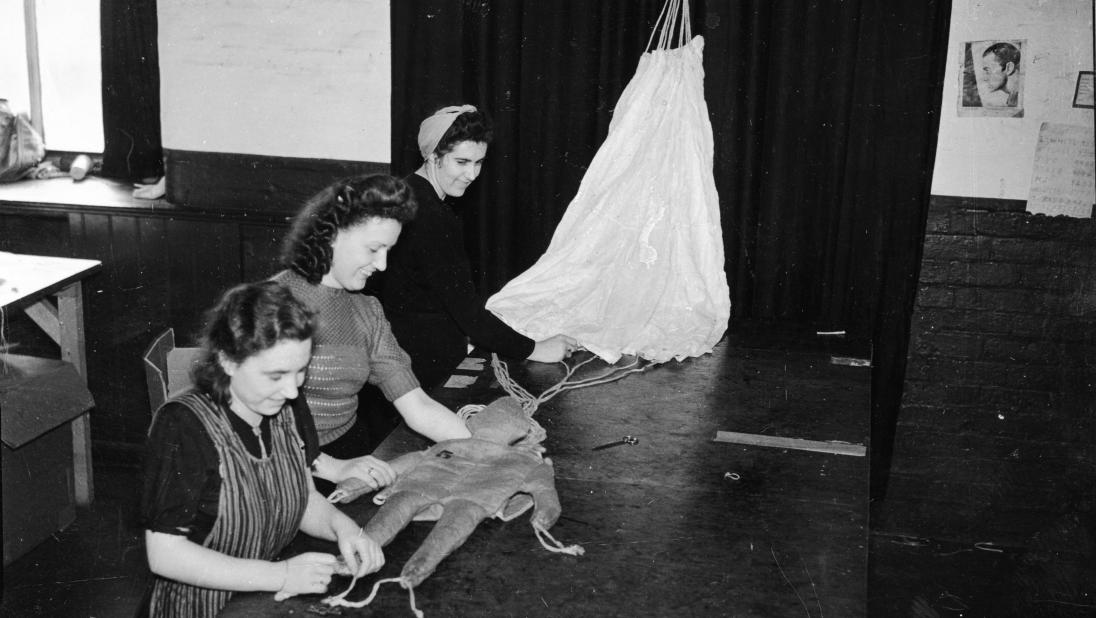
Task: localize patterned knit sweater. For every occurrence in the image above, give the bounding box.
[274,270,419,445]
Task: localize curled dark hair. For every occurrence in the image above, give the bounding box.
[191,280,316,407]
[281,174,417,283]
[434,108,494,157]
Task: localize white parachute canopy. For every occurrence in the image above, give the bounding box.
[486,5,729,364]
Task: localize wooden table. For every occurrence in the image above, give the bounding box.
[0,252,101,505]
[223,324,871,617]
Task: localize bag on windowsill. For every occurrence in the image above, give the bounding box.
[0,100,46,183]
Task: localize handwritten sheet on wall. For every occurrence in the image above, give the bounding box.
[1027,122,1095,218]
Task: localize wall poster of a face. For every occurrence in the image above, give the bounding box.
[959,39,1026,118]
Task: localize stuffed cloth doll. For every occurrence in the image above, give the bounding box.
[327,397,582,596]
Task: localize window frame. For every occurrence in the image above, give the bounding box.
[22,0,45,139]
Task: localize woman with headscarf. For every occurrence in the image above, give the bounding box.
[378,105,576,390]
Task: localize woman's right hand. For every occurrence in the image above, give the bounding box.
[273,552,338,601]
[339,455,397,490]
[527,335,578,363]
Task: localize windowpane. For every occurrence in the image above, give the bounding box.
[36,0,104,152]
[0,0,31,115]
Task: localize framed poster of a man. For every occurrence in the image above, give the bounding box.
[959,39,1025,118]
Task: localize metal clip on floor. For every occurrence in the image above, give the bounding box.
[592,436,640,451]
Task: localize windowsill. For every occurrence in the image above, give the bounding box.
[0,175,170,210]
[0,176,289,224]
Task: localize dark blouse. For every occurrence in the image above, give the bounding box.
[378,173,535,387]
[140,396,320,544]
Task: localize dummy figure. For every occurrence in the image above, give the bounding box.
[327,397,582,592]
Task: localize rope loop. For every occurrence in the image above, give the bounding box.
[324,575,424,617]
[533,522,586,556]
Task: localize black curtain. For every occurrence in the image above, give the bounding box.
[100,0,163,181]
[392,0,950,500]
[392,0,668,286]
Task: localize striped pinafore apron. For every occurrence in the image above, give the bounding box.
[148,393,310,618]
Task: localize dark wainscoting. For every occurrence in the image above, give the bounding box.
[1,179,297,464]
[164,149,390,215]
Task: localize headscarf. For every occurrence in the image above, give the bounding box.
[417,105,477,159]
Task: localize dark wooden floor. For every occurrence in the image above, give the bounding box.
[3,324,875,617]
[217,326,870,617]
[3,327,1094,617]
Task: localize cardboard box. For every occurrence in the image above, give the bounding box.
[1,354,94,566]
[142,329,200,414]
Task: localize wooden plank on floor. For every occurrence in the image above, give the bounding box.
[713,430,867,456]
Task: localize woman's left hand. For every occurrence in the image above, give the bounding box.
[336,527,385,577]
[528,334,578,363]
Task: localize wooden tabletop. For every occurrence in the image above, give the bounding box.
[223,324,871,617]
[0,252,101,311]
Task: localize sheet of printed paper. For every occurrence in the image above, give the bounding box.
[1027,122,1095,218]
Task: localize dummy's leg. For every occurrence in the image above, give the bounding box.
[401,499,490,587]
[362,491,436,547]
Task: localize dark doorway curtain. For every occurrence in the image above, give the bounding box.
[100,0,163,181]
[391,0,950,501]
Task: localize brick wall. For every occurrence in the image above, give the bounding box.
[881,195,1096,544]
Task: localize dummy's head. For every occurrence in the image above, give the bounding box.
[192,280,316,410]
[466,397,544,446]
[281,174,417,287]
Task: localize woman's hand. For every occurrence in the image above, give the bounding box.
[527,335,578,363]
[392,388,471,442]
[273,552,338,601]
[335,527,385,578]
[338,455,396,490]
[311,453,395,489]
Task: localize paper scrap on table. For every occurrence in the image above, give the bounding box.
[457,357,486,371]
[443,374,478,389]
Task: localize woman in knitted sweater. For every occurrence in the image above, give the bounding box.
[274,173,471,491]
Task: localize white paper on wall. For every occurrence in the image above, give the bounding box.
[1026,122,1095,218]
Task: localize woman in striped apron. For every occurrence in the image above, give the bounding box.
[139,281,383,617]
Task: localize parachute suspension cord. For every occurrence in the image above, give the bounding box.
[323,576,423,618]
[491,353,650,416]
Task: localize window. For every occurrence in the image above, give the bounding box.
[0,0,103,153]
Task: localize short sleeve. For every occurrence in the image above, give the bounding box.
[139,402,220,537]
[360,296,421,400]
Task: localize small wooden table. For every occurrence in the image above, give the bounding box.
[0,252,102,505]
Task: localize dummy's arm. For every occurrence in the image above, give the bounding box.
[327,451,425,504]
[523,461,563,529]
[311,452,396,487]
